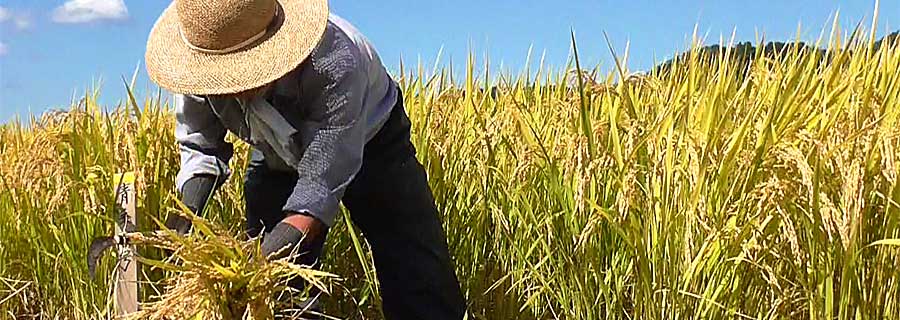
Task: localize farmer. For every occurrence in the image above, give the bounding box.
[144,0,465,318]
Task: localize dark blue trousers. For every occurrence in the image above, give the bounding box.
[243,93,466,319]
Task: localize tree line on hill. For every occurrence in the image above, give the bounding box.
[653,30,899,75]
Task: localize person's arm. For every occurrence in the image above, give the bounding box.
[262,58,368,260]
[166,94,234,234]
[280,63,368,228]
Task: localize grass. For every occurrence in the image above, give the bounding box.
[1,21,899,319]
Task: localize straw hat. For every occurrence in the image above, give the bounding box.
[146,0,328,95]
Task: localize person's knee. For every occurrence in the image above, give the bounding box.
[244,161,267,186]
[244,148,270,183]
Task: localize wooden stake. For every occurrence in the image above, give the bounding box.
[114,172,138,315]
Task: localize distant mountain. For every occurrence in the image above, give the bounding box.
[876,30,900,51]
[653,30,899,75]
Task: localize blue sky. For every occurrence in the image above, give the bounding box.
[0,0,898,122]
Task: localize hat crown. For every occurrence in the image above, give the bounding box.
[177,0,277,51]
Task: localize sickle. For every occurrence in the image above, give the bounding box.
[87,236,119,278]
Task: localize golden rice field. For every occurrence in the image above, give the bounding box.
[1,25,899,319]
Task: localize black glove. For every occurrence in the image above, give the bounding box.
[165,174,218,235]
[261,222,307,260]
[262,220,328,314]
[261,222,325,265]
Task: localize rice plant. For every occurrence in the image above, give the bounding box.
[127,210,336,320]
[1,20,898,319]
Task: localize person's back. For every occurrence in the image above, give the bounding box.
[146,0,465,318]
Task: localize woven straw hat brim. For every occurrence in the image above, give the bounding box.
[145,0,328,95]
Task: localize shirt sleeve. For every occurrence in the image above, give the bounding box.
[281,58,368,227]
[173,94,234,192]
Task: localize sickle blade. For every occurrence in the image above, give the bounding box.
[87,236,117,279]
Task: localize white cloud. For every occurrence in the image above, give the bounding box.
[0,7,10,22]
[0,7,33,31]
[52,0,128,24]
[13,15,31,30]
[0,42,8,56]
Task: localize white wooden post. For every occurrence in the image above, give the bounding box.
[114,172,138,315]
